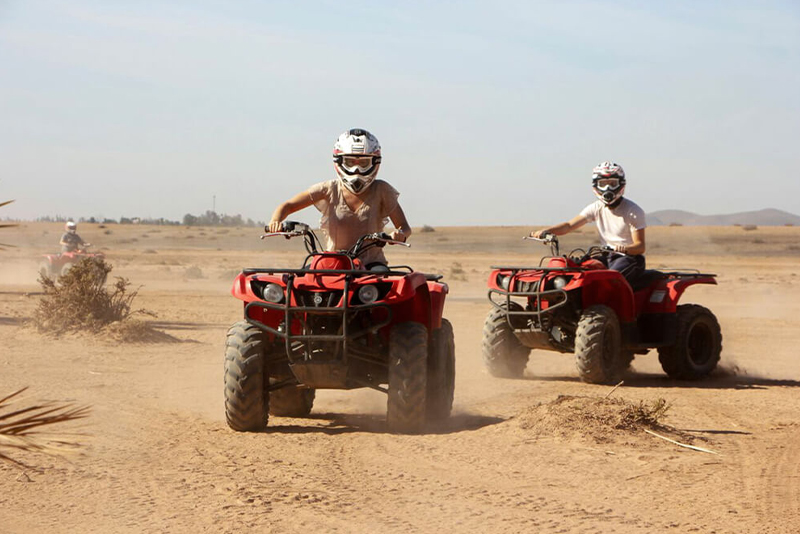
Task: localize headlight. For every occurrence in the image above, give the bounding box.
[262,283,285,303]
[497,274,511,291]
[357,284,380,304]
[553,276,569,290]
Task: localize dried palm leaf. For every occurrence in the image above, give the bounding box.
[0,388,91,468]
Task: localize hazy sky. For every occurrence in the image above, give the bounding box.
[1,1,798,226]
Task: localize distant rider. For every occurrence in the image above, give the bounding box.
[531,161,647,285]
[267,128,412,269]
[59,221,89,253]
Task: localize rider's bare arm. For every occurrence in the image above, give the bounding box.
[268,190,315,232]
[388,205,411,242]
[531,214,589,239]
[614,228,646,255]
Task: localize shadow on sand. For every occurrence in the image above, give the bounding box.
[265,411,506,435]
[525,370,800,391]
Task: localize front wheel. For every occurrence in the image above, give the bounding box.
[575,305,624,384]
[427,318,455,422]
[224,321,269,431]
[387,322,428,434]
[481,303,530,378]
[658,305,722,380]
[38,262,51,280]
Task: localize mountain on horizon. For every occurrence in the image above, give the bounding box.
[649,208,800,226]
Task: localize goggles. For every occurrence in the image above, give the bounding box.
[335,154,381,175]
[593,177,622,190]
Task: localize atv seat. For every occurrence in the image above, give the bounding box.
[630,269,666,292]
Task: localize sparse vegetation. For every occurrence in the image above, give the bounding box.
[449,262,467,281]
[184,265,204,279]
[32,257,163,342]
[742,224,758,231]
[517,394,675,441]
[0,387,90,469]
[420,225,436,233]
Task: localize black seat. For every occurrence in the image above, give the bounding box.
[630,270,665,292]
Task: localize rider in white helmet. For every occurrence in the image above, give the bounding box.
[531,161,647,284]
[268,128,412,267]
[59,221,89,253]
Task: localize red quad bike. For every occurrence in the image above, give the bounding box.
[39,245,104,279]
[482,233,722,384]
[224,221,455,434]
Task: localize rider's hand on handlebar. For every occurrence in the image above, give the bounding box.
[267,220,283,233]
[390,229,407,242]
[612,244,627,254]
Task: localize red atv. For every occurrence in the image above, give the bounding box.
[224,221,455,434]
[39,245,104,279]
[483,234,722,384]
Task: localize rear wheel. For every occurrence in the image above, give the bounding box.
[427,318,455,422]
[224,321,269,431]
[387,322,428,434]
[658,305,722,380]
[481,303,530,378]
[575,305,623,384]
[269,384,315,417]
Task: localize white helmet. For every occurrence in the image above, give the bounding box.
[591,161,626,205]
[65,221,77,233]
[332,128,382,194]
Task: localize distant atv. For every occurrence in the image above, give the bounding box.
[39,245,104,279]
[224,221,455,434]
[483,234,722,384]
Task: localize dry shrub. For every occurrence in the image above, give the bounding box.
[32,257,167,343]
[184,265,204,279]
[517,395,674,443]
[420,224,435,233]
[0,387,90,469]
[742,224,758,231]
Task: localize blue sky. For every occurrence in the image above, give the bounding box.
[1,1,798,225]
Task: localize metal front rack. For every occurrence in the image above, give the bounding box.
[488,266,571,329]
[243,268,397,367]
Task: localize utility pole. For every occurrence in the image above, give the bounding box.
[213,195,216,214]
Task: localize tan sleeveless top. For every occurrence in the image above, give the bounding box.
[308,179,400,265]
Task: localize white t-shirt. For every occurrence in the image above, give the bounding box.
[579,198,647,248]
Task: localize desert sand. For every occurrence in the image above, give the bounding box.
[1,222,799,533]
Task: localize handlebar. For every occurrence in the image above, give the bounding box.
[259,221,410,257]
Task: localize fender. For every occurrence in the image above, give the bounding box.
[580,270,636,322]
[644,275,717,314]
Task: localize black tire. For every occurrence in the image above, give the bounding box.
[481,302,530,378]
[427,318,455,422]
[575,305,623,384]
[658,304,722,380]
[60,262,73,278]
[269,385,316,417]
[387,322,428,434]
[224,321,269,431]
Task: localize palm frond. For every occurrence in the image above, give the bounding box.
[0,388,91,468]
[0,199,14,209]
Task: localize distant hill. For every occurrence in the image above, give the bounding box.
[649,208,800,226]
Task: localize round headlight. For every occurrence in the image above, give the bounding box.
[497,274,511,291]
[553,276,568,290]
[357,284,380,304]
[262,283,284,303]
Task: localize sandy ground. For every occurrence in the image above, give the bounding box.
[1,222,799,533]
